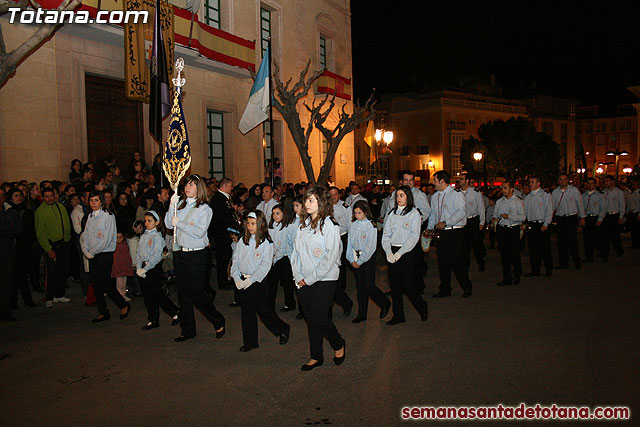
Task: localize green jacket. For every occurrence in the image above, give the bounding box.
[34,201,71,251]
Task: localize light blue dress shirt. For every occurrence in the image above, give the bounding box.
[290,218,341,286]
[459,187,485,223]
[603,187,626,219]
[427,185,467,229]
[346,219,377,265]
[230,235,274,285]
[164,197,212,249]
[81,209,117,256]
[493,195,525,226]
[582,190,606,221]
[382,206,420,257]
[525,188,553,226]
[136,228,165,271]
[269,222,292,262]
[552,185,585,218]
[333,201,351,235]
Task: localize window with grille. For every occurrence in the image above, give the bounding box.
[319,36,327,69]
[207,110,224,179]
[449,131,464,176]
[260,7,270,57]
[204,0,220,29]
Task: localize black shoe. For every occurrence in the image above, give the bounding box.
[497,281,512,286]
[216,326,226,339]
[1,315,18,322]
[295,312,305,320]
[239,344,259,352]
[174,335,194,342]
[479,264,486,272]
[301,360,323,371]
[513,278,520,285]
[524,272,540,277]
[462,288,472,297]
[33,286,44,293]
[333,343,346,366]
[171,313,180,326]
[279,305,295,312]
[545,271,553,277]
[432,291,451,298]
[343,302,353,317]
[119,303,131,320]
[386,318,405,325]
[92,315,110,323]
[420,312,429,321]
[352,317,366,324]
[142,321,159,330]
[279,325,290,345]
[379,303,390,319]
[228,301,240,307]
[582,259,594,263]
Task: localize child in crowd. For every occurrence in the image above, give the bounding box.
[267,204,296,312]
[231,210,289,352]
[136,210,179,330]
[289,195,305,319]
[347,200,390,323]
[125,220,144,296]
[111,231,133,302]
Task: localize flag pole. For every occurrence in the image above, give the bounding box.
[267,37,275,188]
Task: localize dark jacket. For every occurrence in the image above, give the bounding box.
[209,191,239,245]
[0,206,23,258]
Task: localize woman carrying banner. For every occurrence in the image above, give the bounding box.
[165,174,225,342]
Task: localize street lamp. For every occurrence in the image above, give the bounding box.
[473,151,487,187]
[473,152,483,161]
[623,166,633,175]
[606,150,629,179]
[375,128,393,187]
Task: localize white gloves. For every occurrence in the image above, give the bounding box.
[171,215,180,227]
[387,252,401,264]
[85,253,94,259]
[393,253,402,263]
[136,268,147,278]
[234,277,252,290]
[170,193,180,206]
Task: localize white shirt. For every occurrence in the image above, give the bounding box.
[256,198,278,222]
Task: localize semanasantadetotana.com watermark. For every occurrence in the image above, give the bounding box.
[6,7,148,24]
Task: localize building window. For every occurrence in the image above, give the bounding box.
[601,122,606,132]
[260,7,270,56]
[449,131,464,176]
[322,138,329,161]
[204,0,220,29]
[207,110,224,179]
[611,121,616,131]
[319,36,327,70]
[263,122,272,161]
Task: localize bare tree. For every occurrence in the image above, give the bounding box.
[0,0,82,87]
[270,60,374,185]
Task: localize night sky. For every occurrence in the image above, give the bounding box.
[351,0,640,109]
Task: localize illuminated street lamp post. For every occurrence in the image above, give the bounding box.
[606,150,629,179]
[473,151,487,187]
[375,128,393,188]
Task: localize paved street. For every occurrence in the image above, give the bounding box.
[1,235,638,426]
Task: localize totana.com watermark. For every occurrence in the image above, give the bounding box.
[6,7,148,24]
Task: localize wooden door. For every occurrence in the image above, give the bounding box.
[85,74,144,173]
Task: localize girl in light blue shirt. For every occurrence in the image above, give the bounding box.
[266,204,296,312]
[231,210,289,352]
[136,210,179,330]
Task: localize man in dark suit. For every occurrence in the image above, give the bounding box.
[209,178,239,296]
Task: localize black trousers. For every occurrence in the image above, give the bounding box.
[298,280,344,361]
[239,280,288,347]
[45,242,70,301]
[12,244,34,306]
[174,250,225,337]
[436,229,472,293]
[411,240,426,293]
[601,214,623,258]
[583,215,601,261]
[463,216,486,270]
[29,241,41,290]
[139,263,179,323]
[497,226,522,283]
[0,254,14,319]
[556,215,580,267]
[266,256,296,309]
[89,252,127,317]
[214,238,232,290]
[629,213,640,248]
[389,246,427,322]
[353,256,389,318]
[334,234,353,311]
[527,223,553,274]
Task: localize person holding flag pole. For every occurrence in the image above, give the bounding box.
[239,41,275,187]
[163,59,226,343]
